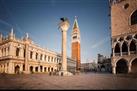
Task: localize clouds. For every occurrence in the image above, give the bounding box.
[91,36,110,49]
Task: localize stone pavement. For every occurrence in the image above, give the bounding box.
[0,73,137,90]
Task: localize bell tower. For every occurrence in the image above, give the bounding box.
[71,16,81,71]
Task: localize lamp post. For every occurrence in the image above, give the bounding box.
[58,17,72,76]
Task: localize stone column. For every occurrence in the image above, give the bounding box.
[112,61,116,74]
[8,62,14,74]
[136,43,137,54]
[6,47,8,56]
[9,44,15,57]
[33,52,35,60]
[112,48,115,57]
[112,66,116,74]
[58,17,72,76]
[128,44,130,55]
[128,63,131,73]
[61,30,67,72]
[42,66,44,72]
[20,48,23,58]
[33,66,35,73]
[120,44,122,56]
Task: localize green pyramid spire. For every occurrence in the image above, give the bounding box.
[73,16,79,29]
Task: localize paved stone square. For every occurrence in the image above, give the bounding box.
[0,73,137,90]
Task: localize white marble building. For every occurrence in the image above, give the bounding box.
[0,29,76,74]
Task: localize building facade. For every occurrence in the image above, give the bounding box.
[71,17,81,71]
[0,29,76,74]
[81,62,97,72]
[97,54,111,73]
[110,0,137,74]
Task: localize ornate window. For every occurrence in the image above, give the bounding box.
[131,10,137,25]
[16,48,20,57]
[36,53,38,60]
[30,51,33,59]
[40,54,43,60]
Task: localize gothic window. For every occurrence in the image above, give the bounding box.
[131,10,137,25]
[122,42,128,53]
[130,40,136,52]
[115,43,120,53]
[16,48,20,57]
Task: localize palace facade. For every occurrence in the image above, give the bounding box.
[0,29,76,74]
[110,0,137,74]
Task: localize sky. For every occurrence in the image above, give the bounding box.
[0,0,111,63]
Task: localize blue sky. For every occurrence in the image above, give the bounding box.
[0,0,111,63]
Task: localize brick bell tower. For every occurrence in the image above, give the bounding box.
[71,16,81,71]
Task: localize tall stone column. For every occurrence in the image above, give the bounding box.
[61,30,67,71]
[58,17,72,76]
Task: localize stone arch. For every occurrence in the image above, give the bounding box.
[51,67,54,72]
[116,59,128,74]
[131,9,137,25]
[114,43,120,53]
[48,67,50,72]
[122,41,128,55]
[131,58,137,73]
[44,67,47,72]
[30,66,33,73]
[130,40,136,52]
[15,65,20,74]
[35,67,38,72]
